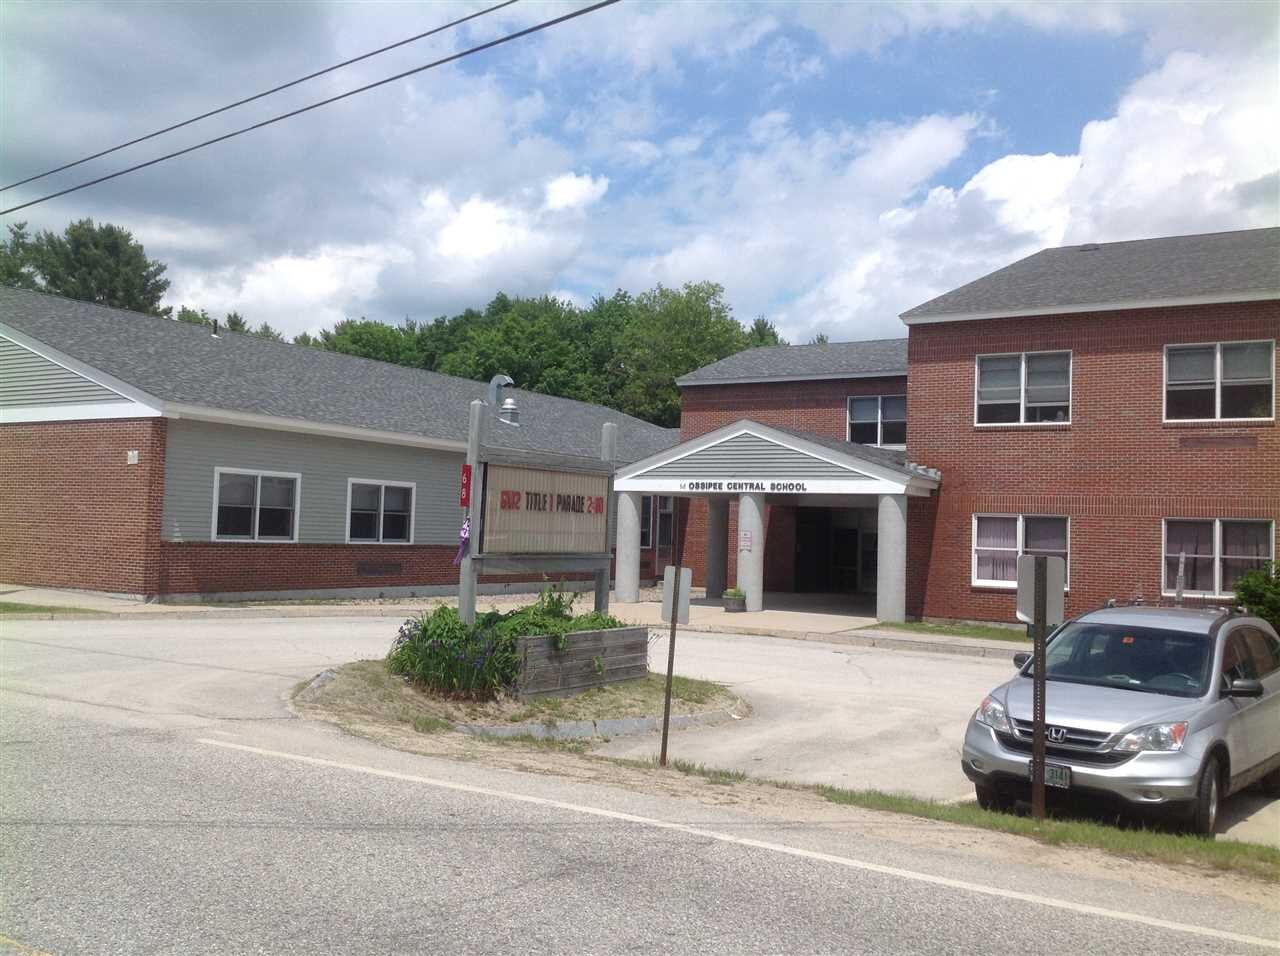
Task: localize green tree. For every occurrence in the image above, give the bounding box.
[12,218,171,315]
[292,331,321,348]
[319,318,420,364]
[252,321,285,342]
[176,306,211,326]
[612,282,747,427]
[1234,562,1280,631]
[0,222,39,291]
[745,316,787,347]
[808,332,829,345]
[224,311,249,332]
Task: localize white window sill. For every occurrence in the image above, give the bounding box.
[1161,417,1274,425]
[974,421,1072,428]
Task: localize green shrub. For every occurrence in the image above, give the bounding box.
[387,588,625,698]
[1234,561,1280,631]
[722,587,744,598]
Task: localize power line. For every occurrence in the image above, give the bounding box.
[0,0,621,217]
[0,0,521,194]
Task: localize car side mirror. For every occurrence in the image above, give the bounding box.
[1225,678,1264,699]
[1013,652,1030,669]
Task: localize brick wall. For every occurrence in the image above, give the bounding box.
[0,418,167,594]
[907,300,1280,622]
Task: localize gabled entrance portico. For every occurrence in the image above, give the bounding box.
[613,421,940,622]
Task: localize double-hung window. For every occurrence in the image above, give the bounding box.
[972,514,1069,588]
[1165,341,1274,421]
[848,395,907,447]
[213,468,299,542]
[348,480,415,544]
[1163,519,1273,596]
[975,351,1071,424]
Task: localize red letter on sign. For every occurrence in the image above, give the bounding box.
[460,463,472,507]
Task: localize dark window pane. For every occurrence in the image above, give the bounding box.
[977,355,1020,402]
[880,396,906,421]
[383,486,412,513]
[218,472,255,507]
[975,550,1017,582]
[1025,403,1070,423]
[658,513,673,547]
[1167,346,1215,384]
[880,420,906,445]
[848,397,878,422]
[381,512,410,542]
[640,496,652,549]
[977,401,1020,424]
[1025,352,1070,405]
[1223,558,1267,593]
[849,421,878,444]
[1221,382,1272,419]
[1165,386,1215,419]
[1024,517,1067,552]
[257,507,293,539]
[1223,521,1271,558]
[349,511,378,541]
[1165,520,1214,558]
[1242,629,1280,677]
[260,476,295,509]
[1165,556,1214,592]
[351,483,380,511]
[1221,342,1272,381]
[217,505,253,537]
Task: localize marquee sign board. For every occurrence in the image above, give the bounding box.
[481,463,610,555]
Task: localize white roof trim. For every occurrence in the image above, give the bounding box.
[615,419,938,492]
[900,290,1280,325]
[1,401,162,423]
[677,369,907,387]
[165,403,467,452]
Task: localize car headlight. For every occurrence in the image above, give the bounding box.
[1114,722,1188,753]
[974,695,1011,734]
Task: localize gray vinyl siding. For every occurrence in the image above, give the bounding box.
[642,433,868,481]
[162,419,464,545]
[0,335,128,407]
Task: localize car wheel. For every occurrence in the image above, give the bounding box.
[975,784,1013,813]
[1187,756,1222,836]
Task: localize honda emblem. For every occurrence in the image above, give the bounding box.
[1047,726,1068,743]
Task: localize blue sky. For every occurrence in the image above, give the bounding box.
[2,1,1276,342]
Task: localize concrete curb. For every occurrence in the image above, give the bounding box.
[455,706,744,741]
[0,606,442,623]
[634,622,1025,659]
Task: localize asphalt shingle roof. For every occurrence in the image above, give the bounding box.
[0,287,679,465]
[676,338,907,386]
[767,423,939,481]
[902,227,1280,320]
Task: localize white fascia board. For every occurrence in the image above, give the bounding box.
[617,418,937,490]
[1,401,162,423]
[614,476,926,496]
[0,323,163,406]
[899,290,1280,325]
[677,369,907,387]
[164,402,467,453]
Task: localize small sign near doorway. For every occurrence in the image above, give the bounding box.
[739,530,752,552]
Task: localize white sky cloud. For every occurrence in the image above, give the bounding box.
[543,172,609,212]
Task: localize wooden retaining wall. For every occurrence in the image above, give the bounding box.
[516,626,649,698]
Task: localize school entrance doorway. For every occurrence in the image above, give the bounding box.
[793,505,878,596]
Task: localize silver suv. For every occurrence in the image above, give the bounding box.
[962,605,1280,833]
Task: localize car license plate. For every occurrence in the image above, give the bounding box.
[1028,762,1071,789]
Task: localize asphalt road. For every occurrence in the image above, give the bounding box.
[2,617,1278,954]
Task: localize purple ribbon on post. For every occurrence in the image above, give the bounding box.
[453,516,471,566]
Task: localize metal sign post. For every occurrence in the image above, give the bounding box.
[1016,554,1065,822]
[459,399,486,626]
[658,503,689,768]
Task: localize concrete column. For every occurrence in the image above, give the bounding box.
[705,498,729,600]
[615,491,642,603]
[877,493,908,623]
[738,492,766,612]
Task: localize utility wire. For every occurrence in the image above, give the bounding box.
[0,0,521,194]
[0,0,621,217]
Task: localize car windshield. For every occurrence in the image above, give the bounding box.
[1034,622,1212,698]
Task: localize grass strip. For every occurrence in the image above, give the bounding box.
[871,620,1029,643]
[0,601,104,615]
[628,759,1279,882]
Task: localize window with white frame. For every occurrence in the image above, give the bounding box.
[213,469,299,542]
[972,514,1069,587]
[848,395,907,447]
[1165,341,1274,421]
[1163,519,1273,596]
[975,351,1071,424]
[348,480,414,544]
[639,495,653,549]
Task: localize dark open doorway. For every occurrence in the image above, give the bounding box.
[795,507,833,592]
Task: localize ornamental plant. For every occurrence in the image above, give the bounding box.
[388,587,624,698]
[1233,562,1280,632]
